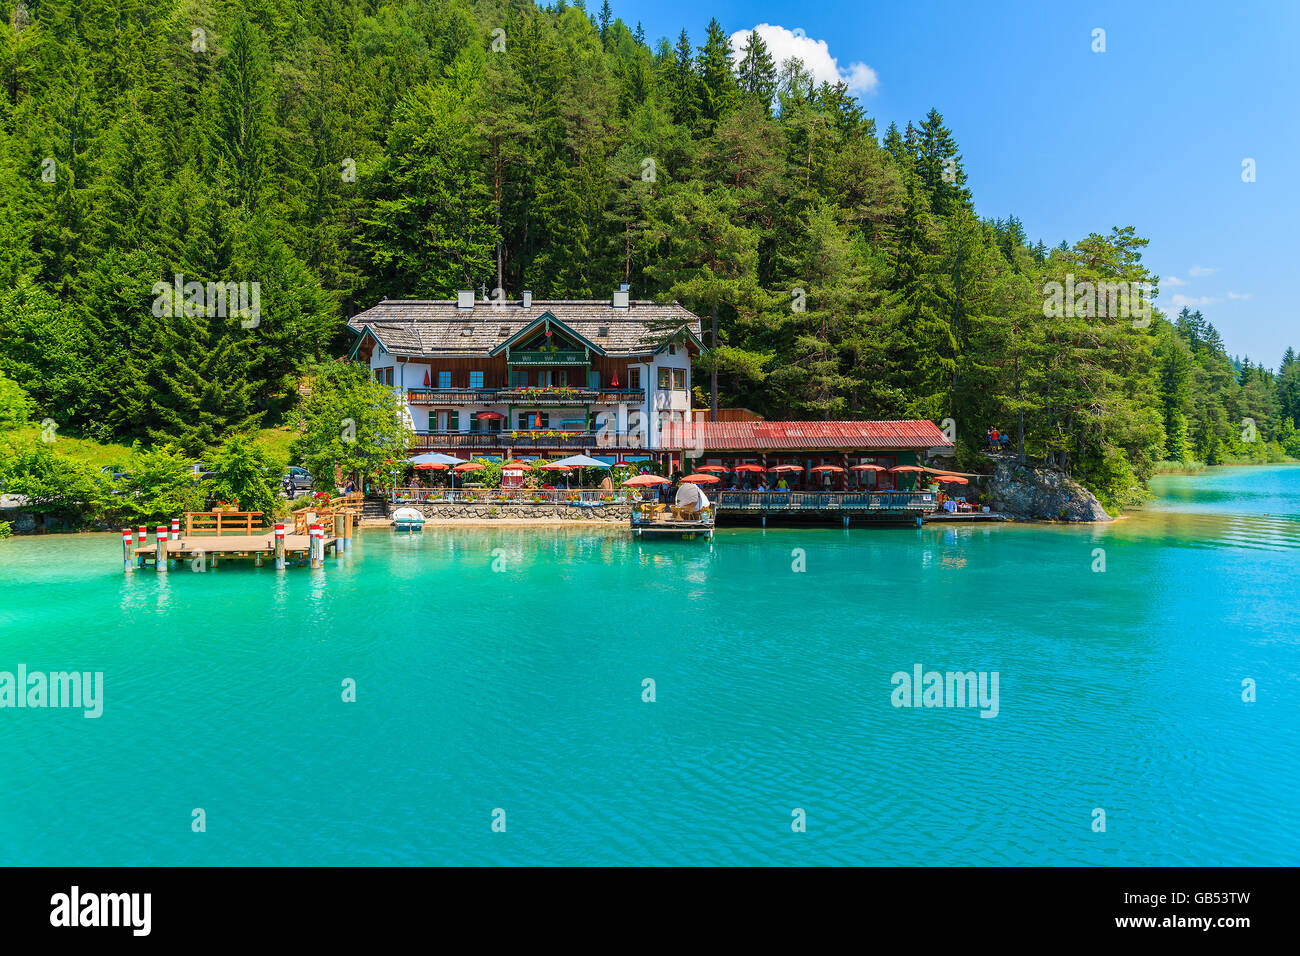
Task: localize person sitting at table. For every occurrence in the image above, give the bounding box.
[757,479,768,492]
[776,477,788,492]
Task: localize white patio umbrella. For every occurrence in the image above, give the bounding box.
[547,454,609,489]
[407,452,465,466]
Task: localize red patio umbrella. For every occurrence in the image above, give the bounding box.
[808,465,845,473]
[888,465,925,473]
[540,463,571,471]
[768,464,804,473]
[452,462,485,473]
[694,465,729,473]
[501,459,534,469]
[622,474,670,487]
[423,369,430,387]
[680,473,720,484]
[850,463,886,471]
[475,411,504,420]
[732,464,765,473]
[413,463,448,471]
[938,475,969,484]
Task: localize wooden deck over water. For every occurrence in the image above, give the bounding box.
[133,534,334,557]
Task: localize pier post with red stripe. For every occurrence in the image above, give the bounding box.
[122,529,134,572]
[274,522,286,570]
[155,525,169,572]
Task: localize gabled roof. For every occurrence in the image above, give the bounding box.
[661,420,953,452]
[488,312,605,357]
[345,299,705,358]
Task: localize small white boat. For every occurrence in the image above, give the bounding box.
[391,507,425,532]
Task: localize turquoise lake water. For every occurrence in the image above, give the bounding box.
[1,465,1297,866]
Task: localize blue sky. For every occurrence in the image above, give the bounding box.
[613,0,1299,366]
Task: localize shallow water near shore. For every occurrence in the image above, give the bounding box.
[1,465,1297,865]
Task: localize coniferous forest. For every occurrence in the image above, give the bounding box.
[1,0,1298,510]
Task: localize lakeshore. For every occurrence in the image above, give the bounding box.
[1,465,1296,865]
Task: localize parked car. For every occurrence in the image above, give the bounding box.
[282,466,313,497]
[100,466,133,494]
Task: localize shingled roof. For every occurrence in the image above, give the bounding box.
[347,299,705,357]
[661,420,952,451]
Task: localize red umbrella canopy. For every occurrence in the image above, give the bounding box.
[622,474,670,487]
[452,462,485,473]
[694,465,729,473]
[414,463,448,471]
[540,463,571,471]
[850,463,886,472]
[768,464,804,473]
[808,465,845,473]
[938,475,970,484]
[680,473,721,484]
[732,464,765,473]
[501,460,534,470]
[476,411,505,420]
[423,369,430,387]
[888,465,926,473]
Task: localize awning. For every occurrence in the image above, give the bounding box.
[407,452,465,466]
[920,465,984,478]
[548,454,610,469]
[476,411,505,420]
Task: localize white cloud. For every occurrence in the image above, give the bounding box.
[1164,275,1187,286]
[1169,294,1220,308]
[729,24,879,96]
[1227,291,1251,300]
[1188,265,1217,277]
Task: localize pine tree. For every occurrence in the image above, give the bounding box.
[734,30,777,113]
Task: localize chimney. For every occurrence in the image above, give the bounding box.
[521,291,532,309]
[612,283,630,309]
[456,290,475,310]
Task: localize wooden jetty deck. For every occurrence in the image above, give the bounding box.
[122,496,363,573]
[921,511,1008,524]
[133,534,335,561]
[630,503,715,539]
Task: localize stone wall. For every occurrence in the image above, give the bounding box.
[412,502,634,523]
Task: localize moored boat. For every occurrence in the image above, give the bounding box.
[391,507,425,532]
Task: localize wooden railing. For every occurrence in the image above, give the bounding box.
[392,487,641,506]
[410,431,617,450]
[291,492,365,533]
[715,491,936,512]
[184,511,267,535]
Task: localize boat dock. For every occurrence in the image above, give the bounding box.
[630,502,715,539]
[121,495,363,573]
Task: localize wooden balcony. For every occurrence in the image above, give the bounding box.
[409,430,650,451]
[507,350,588,365]
[714,491,937,512]
[405,387,645,406]
[406,388,499,406]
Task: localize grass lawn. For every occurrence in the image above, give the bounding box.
[5,425,302,469]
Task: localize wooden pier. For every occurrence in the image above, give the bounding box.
[131,532,338,569]
[630,503,715,539]
[122,499,359,574]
